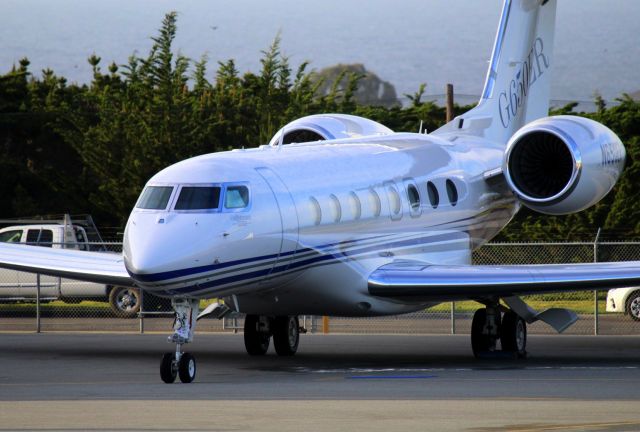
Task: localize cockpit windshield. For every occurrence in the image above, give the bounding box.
[225,186,249,209]
[136,186,173,210]
[175,186,221,210]
[136,184,249,212]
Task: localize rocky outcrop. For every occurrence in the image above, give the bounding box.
[313,63,398,107]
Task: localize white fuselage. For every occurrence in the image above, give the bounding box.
[123,132,518,316]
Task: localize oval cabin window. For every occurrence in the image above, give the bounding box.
[446,179,458,207]
[348,192,362,220]
[427,181,439,209]
[368,189,381,217]
[329,194,342,223]
[407,184,420,211]
[387,186,401,215]
[309,197,322,226]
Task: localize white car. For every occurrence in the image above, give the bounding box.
[606,288,640,321]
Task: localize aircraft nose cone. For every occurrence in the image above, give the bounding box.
[123,213,216,285]
[124,248,159,277]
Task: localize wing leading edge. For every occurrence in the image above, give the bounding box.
[368,260,640,301]
[0,243,134,287]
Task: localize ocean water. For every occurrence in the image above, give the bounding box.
[1,0,638,104]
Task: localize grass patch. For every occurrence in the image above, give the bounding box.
[431,299,607,315]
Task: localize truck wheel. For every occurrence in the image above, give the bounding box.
[626,291,640,321]
[109,287,141,318]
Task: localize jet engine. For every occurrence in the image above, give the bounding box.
[503,116,625,215]
[268,114,393,146]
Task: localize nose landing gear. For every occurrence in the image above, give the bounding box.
[160,298,200,383]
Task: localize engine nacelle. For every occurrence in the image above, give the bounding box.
[503,115,625,215]
[268,114,393,146]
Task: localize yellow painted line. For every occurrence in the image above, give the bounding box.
[480,421,640,432]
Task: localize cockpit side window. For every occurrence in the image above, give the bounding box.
[225,185,250,209]
[136,186,174,210]
[175,186,221,210]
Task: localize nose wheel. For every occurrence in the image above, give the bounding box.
[161,298,200,383]
[160,349,197,384]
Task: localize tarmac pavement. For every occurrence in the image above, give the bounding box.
[1,332,639,431]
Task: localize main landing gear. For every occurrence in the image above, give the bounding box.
[160,298,200,384]
[471,304,527,358]
[244,315,301,356]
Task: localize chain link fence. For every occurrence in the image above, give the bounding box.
[2,241,640,335]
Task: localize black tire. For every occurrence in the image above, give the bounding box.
[108,287,141,318]
[501,311,527,357]
[471,308,491,357]
[160,353,177,384]
[626,291,640,321]
[273,316,300,356]
[178,353,196,383]
[244,314,270,356]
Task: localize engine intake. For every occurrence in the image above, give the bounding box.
[269,114,393,146]
[508,131,575,200]
[503,116,625,215]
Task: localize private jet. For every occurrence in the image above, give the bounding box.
[1,0,636,383]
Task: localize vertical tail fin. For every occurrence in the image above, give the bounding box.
[434,0,557,144]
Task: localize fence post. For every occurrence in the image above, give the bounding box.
[446,84,455,123]
[593,228,601,336]
[451,302,456,334]
[139,288,144,334]
[36,273,41,333]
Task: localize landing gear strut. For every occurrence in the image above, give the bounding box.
[160,298,200,383]
[471,304,527,358]
[243,315,300,356]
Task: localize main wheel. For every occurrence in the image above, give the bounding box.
[109,286,141,318]
[471,308,492,357]
[178,353,197,383]
[501,311,527,357]
[626,292,640,321]
[273,316,300,356]
[160,353,177,384]
[244,314,270,356]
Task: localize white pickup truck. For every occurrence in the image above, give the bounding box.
[0,222,141,317]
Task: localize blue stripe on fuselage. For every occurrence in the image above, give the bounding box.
[128,233,392,283]
[166,231,467,295]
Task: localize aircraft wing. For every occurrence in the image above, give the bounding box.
[0,243,134,287]
[368,260,640,300]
